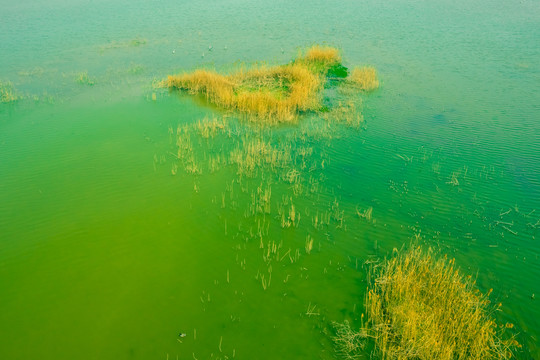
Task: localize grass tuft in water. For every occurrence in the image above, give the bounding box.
[76,71,95,86]
[0,80,19,103]
[323,100,364,128]
[349,67,379,91]
[334,246,518,360]
[298,45,342,72]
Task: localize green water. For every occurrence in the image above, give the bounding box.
[1,0,539,359]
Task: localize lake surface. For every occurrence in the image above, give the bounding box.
[1,0,539,359]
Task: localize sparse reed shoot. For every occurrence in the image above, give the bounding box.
[306,302,320,317]
[332,320,366,359]
[323,100,364,128]
[305,235,314,254]
[76,71,95,85]
[0,80,18,103]
[356,206,373,221]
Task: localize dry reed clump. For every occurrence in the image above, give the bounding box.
[296,45,343,73]
[167,45,379,122]
[168,63,322,122]
[334,247,517,360]
[302,45,341,64]
[349,67,379,91]
[1,81,18,103]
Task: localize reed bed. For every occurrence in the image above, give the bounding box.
[334,246,517,360]
[167,45,378,122]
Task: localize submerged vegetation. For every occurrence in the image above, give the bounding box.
[334,246,518,360]
[167,45,378,122]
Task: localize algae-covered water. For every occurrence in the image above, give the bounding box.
[1,0,539,359]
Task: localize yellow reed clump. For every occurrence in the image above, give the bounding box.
[167,45,378,123]
[349,66,379,91]
[335,247,517,360]
[168,63,322,122]
[168,69,236,105]
[301,45,342,66]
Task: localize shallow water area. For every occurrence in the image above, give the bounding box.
[1,0,539,359]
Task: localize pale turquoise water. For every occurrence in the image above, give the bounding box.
[1,0,539,359]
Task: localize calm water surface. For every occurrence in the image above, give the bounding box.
[1,0,539,359]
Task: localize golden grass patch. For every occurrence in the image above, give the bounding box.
[167,45,378,123]
[168,63,321,122]
[334,246,518,360]
[349,67,379,91]
[302,45,341,64]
